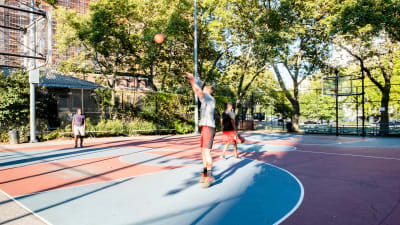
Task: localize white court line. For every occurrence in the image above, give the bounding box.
[241,156,304,225]
[293,143,334,146]
[130,148,305,225]
[0,189,53,225]
[297,139,372,145]
[295,150,400,161]
[270,164,304,225]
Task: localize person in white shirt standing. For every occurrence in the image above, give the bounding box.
[72,108,86,148]
[184,71,216,188]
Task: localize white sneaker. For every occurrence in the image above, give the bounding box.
[219,155,226,160]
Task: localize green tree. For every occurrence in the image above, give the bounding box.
[204,0,276,116]
[299,77,336,123]
[325,0,400,133]
[55,0,221,95]
[206,0,330,131]
[0,70,59,133]
[55,0,141,110]
[0,71,30,129]
[261,0,331,131]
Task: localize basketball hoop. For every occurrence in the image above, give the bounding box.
[322,75,353,97]
[23,10,52,71]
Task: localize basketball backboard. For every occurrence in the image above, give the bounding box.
[322,75,353,96]
[23,10,52,70]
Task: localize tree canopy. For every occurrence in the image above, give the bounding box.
[52,0,400,130]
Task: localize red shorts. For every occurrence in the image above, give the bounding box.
[222,130,236,144]
[200,126,216,149]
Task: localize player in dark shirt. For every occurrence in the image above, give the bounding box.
[220,103,239,159]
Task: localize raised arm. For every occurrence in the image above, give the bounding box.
[184,71,205,99]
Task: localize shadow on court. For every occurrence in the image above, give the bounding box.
[1,133,400,225]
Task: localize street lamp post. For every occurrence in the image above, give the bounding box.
[194,0,199,134]
[29,0,37,143]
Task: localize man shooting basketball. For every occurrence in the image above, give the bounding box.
[184,71,216,188]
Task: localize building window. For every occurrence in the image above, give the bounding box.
[59,96,68,108]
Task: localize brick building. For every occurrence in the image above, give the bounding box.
[0,0,93,68]
[1,1,155,123]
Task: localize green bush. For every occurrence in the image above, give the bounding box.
[173,120,194,134]
[0,129,9,143]
[43,130,61,140]
[125,119,157,135]
[96,119,124,133]
[85,118,96,131]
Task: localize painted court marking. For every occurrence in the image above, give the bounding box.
[213,143,296,152]
[0,189,52,225]
[294,149,400,161]
[6,133,398,224]
[10,154,304,225]
[251,159,304,225]
[0,136,306,225]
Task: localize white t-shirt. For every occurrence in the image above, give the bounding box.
[199,93,216,128]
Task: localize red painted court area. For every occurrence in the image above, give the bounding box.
[246,145,400,225]
[1,133,400,225]
[0,155,184,197]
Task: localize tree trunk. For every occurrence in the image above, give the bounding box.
[340,40,394,136]
[161,73,167,91]
[380,86,391,134]
[234,99,241,116]
[234,73,245,126]
[234,99,242,130]
[361,64,392,135]
[271,63,300,132]
[291,100,300,132]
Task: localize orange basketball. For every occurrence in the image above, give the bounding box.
[237,134,245,144]
[154,33,165,44]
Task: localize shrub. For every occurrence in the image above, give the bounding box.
[173,120,194,134]
[43,130,61,140]
[96,119,124,133]
[125,119,157,135]
[0,129,9,143]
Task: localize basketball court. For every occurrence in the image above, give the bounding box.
[1,132,399,225]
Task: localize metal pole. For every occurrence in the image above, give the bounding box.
[271,105,273,129]
[0,25,25,31]
[193,0,199,134]
[47,10,52,64]
[30,82,37,142]
[0,4,46,16]
[316,89,319,123]
[31,0,36,68]
[81,88,84,113]
[0,52,46,60]
[335,74,339,136]
[362,70,366,136]
[356,86,359,135]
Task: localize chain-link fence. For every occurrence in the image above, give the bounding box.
[298,84,400,136]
